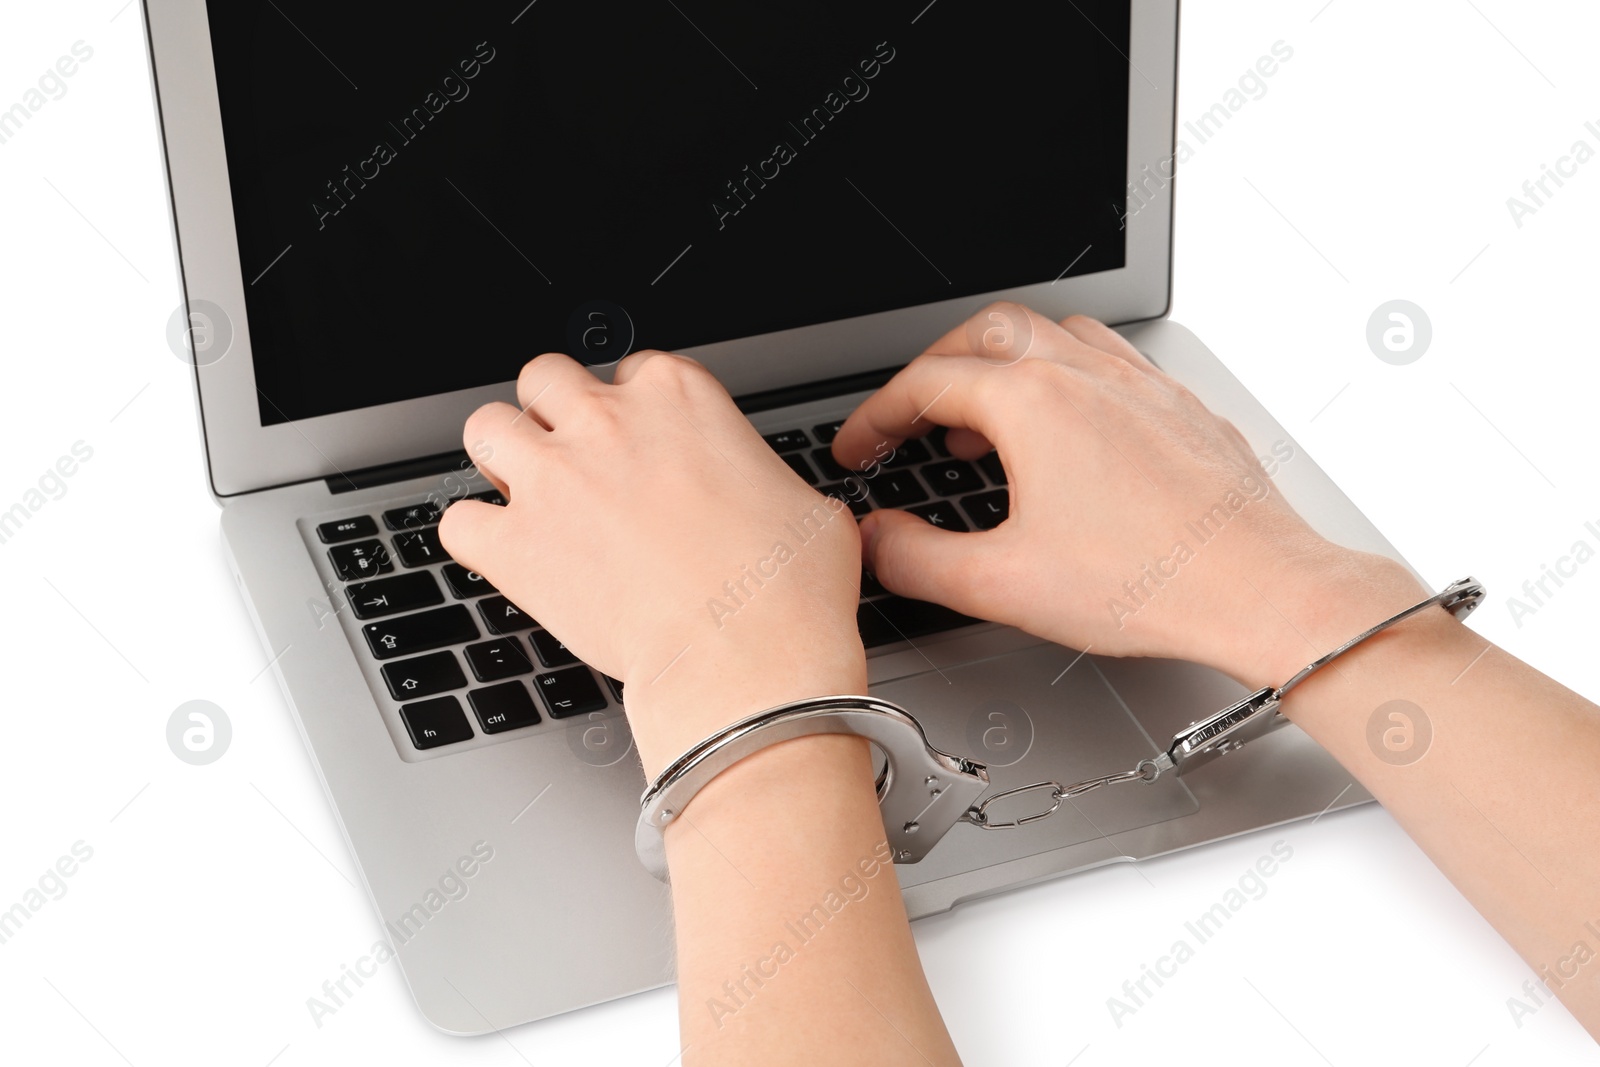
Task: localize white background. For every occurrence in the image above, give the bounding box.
[1,1,1597,1064]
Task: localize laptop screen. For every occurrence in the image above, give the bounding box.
[204,2,1131,426]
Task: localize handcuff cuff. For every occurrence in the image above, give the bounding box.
[636,577,1486,880]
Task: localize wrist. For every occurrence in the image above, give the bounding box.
[658,730,880,877]
[623,631,868,780]
[1224,544,1431,690]
[1272,600,1475,724]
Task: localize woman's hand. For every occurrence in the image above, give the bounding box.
[442,350,959,1063]
[832,303,1426,689]
[440,349,867,777]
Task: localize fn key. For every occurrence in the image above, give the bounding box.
[399,696,474,750]
[534,668,607,718]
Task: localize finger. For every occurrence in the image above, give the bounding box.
[610,348,705,386]
[833,354,1001,473]
[934,302,1137,382]
[462,401,543,490]
[515,352,601,430]
[943,426,995,460]
[462,442,510,498]
[916,300,1058,364]
[437,499,506,578]
[1056,314,1160,374]
[467,463,510,499]
[858,509,998,614]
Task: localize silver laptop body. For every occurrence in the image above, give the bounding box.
[143,0,1408,1033]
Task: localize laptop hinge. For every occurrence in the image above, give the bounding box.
[326,449,470,494]
[734,364,902,415]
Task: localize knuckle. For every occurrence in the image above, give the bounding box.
[520,350,569,384]
[1007,356,1067,397]
[1100,352,1146,387]
[633,349,695,379]
[1167,379,1205,411]
[636,352,726,411]
[461,403,500,446]
[905,351,961,380]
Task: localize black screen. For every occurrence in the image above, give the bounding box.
[204,2,1131,425]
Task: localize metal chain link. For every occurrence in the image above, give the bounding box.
[960,758,1166,830]
[957,578,1485,834]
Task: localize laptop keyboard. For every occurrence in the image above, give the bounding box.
[311,427,1009,754]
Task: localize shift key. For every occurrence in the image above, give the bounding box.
[363,605,478,660]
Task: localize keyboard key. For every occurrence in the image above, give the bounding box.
[469,488,507,506]
[534,667,608,718]
[812,420,845,444]
[363,604,478,660]
[348,571,445,619]
[604,675,625,702]
[329,540,392,582]
[317,515,378,544]
[881,439,930,469]
[381,651,467,700]
[479,596,537,634]
[763,429,810,453]
[977,451,1007,486]
[781,453,818,485]
[926,426,951,457]
[468,682,541,734]
[811,448,853,481]
[821,481,871,517]
[961,489,1010,530]
[868,471,929,509]
[857,597,980,648]
[906,501,969,532]
[464,637,534,682]
[383,502,443,531]
[921,460,985,496]
[441,562,497,599]
[528,629,580,668]
[393,527,449,568]
[400,696,474,749]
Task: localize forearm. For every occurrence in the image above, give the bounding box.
[627,654,961,1066]
[1251,560,1600,1037]
[664,735,960,1064]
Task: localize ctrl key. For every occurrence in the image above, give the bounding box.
[468,681,542,734]
[399,696,474,750]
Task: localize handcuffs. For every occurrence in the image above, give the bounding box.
[636,577,1486,880]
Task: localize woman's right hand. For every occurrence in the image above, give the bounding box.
[831,304,1427,689]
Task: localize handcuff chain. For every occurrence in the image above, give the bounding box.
[962,577,1486,833]
[960,758,1165,830]
[635,579,1489,877]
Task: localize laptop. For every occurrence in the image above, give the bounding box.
[142,0,1413,1034]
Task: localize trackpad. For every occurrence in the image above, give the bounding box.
[870,643,1200,888]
